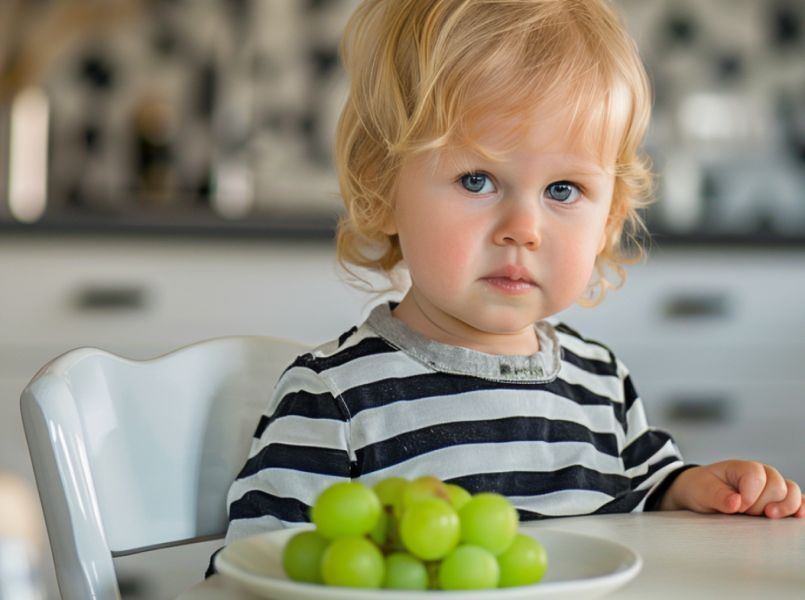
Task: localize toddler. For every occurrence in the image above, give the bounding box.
[224,0,804,546]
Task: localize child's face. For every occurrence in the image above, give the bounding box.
[386,107,617,353]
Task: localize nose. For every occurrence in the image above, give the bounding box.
[492,200,542,250]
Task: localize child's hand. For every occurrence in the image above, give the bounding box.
[660,460,805,518]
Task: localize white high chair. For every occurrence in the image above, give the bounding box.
[20,336,309,600]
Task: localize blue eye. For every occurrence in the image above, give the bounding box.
[460,173,496,194]
[546,181,580,203]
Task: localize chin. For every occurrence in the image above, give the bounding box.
[470,311,543,335]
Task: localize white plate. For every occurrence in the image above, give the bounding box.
[215,527,641,600]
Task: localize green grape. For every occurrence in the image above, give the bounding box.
[445,483,471,511]
[459,492,519,555]
[373,477,407,507]
[438,545,500,590]
[382,552,429,590]
[497,533,548,587]
[281,530,329,584]
[310,481,381,539]
[399,497,460,560]
[320,536,385,588]
[368,507,389,546]
[402,476,451,511]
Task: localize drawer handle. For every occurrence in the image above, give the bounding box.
[662,293,729,320]
[73,284,148,312]
[665,396,732,424]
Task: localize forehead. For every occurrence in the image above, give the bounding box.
[440,97,626,173]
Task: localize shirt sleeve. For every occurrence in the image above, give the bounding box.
[615,358,691,512]
[224,354,353,544]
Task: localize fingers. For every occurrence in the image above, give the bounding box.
[736,464,803,518]
[744,465,786,516]
[722,460,767,513]
[744,465,780,515]
[712,488,742,514]
[689,465,743,514]
[686,461,804,518]
[762,479,802,519]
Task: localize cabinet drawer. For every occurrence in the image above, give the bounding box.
[607,342,805,388]
[0,237,373,360]
[641,379,805,485]
[559,249,805,348]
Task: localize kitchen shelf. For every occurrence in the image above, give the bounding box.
[0,211,339,240]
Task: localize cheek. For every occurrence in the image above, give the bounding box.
[399,217,476,286]
[552,235,602,291]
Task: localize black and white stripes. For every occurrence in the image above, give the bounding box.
[225,307,685,543]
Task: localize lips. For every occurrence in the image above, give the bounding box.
[480,265,537,295]
[482,265,536,285]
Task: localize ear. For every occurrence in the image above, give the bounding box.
[599,199,627,255]
[380,208,397,236]
[597,217,613,255]
[596,225,608,255]
[598,216,625,255]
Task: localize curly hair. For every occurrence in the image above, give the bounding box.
[334,0,654,304]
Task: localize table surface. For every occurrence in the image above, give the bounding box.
[175,512,805,600]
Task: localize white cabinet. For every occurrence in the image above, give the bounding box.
[0,237,380,360]
[559,247,805,485]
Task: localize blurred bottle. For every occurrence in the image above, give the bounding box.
[0,475,44,600]
[132,93,177,207]
[0,538,43,600]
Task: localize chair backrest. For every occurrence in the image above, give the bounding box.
[20,336,309,600]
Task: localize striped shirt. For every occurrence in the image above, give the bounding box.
[225,302,686,543]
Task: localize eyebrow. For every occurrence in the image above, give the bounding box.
[437,147,612,178]
[542,154,611,176]
[563,164,610,178]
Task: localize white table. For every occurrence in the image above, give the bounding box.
[175,512,805,599]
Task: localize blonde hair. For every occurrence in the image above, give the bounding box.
[335,0,654,304]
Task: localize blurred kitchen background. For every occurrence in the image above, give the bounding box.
[1,0,804,598]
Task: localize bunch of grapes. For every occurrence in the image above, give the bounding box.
[281,475,547,590]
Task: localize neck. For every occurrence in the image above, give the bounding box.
[391,293,540,356]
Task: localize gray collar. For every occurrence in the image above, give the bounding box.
[365,302,562,383]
